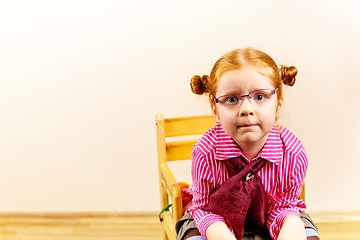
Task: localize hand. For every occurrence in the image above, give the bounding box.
[206,221,237,240]
[278,215,306,240]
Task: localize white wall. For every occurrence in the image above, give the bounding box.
[0,0,359,213]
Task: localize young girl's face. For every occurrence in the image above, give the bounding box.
[212,67,280,156]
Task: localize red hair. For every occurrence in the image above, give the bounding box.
[190,48,298,108]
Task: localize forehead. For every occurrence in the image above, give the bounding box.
[217,68,274,94]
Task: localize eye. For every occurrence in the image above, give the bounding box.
[224,95,239,104]
[254,93,266,102]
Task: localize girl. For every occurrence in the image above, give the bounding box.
[177,48,319,240]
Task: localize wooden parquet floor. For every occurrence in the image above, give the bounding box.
[0,212,359,240]
[0,213,161,240]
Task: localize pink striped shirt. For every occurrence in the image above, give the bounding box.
[187,123,307,239]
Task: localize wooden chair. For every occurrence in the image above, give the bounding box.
[156,113,305,240]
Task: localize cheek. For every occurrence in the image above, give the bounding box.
[259,104,278,122]
[216,110,237,129]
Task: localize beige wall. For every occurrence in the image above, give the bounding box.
[0,0,359,213]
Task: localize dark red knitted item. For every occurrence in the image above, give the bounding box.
[203,157,267,240]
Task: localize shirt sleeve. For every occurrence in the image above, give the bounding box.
[266,150,308,239]
[187,148,228,237]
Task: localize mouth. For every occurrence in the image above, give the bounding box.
[239,124,258,129]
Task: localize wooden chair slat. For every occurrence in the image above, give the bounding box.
[166,140,198,162]
[164,115,216,138]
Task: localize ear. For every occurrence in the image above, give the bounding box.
[211,104,221,123]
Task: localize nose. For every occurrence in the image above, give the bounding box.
[239,97,254,117]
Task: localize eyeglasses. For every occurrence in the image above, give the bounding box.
[213,88,278,106]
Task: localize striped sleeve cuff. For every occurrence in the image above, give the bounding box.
[268,209,300,239]
[197,213,227,237]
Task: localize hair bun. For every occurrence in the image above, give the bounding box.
[190,75,209,95]
[280,65,298,87]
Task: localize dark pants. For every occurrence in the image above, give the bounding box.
[176,212,319,240]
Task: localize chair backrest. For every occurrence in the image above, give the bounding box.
[156,114,216,164]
